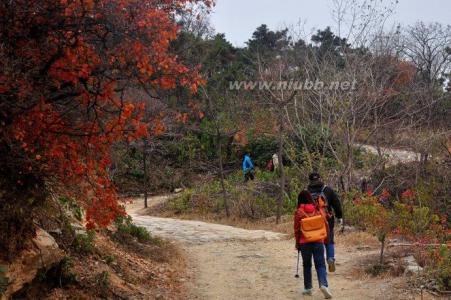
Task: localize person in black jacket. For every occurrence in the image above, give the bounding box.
[307,172,343,273]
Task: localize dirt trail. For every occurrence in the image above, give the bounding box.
[186,240,399,300]
[127,197,430,300]
[358,144,421,166]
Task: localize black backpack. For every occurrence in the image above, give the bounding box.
[310,186,333,218]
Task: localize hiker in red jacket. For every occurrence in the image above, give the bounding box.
[294,191,333,299]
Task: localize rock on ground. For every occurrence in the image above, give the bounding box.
[1,228,64,299]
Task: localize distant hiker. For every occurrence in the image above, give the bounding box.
[272,153,279,170]
[307,172,343,273]
[294,190,332,299]
[242,152,255,181]
[266,158,274,172]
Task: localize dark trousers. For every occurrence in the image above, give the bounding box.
[299,242,328,289]
[244,170,255,181]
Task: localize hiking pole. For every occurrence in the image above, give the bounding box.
[295,250,300,278]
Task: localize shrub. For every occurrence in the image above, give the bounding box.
[394,202,444,242]
[104,255,115,265]
[346,189,449,272]
[417,245,451,290]
[114,215,155,244]
[283,192,298,215]
[345,192,397,264]
[231,192,277,219]
[72,230,96,254]
[433,246,451,290]
[126,224,151,243]
[168,191,191,214]
[369,161,450,228]
[59,256,77,284]
[59,196,83,221]
[33,256,77,289]
[51,256,77,287]
[98,271,110,288]
[255,169,278,182]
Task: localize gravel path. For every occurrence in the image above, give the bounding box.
[130,214,286,245]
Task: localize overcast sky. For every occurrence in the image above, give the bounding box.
[210,0,451,46]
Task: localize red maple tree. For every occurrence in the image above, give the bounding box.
[0,0,211,242]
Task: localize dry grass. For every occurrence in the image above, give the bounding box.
[336,231,379,249]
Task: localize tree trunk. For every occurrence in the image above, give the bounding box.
[339,175,345,191]
[420,152,428,174]
[217,130,229,217]
[345,143,354,192]
[276,113,285,224]
[143,139,148,209]
[379,235,386,265]
[360,178,368,193]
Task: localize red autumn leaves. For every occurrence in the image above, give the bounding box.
[1,0,211,228]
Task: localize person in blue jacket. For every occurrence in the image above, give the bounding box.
[242,151,255,181]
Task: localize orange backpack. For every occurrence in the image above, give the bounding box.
[299,207,328,243]
[312,186,334,220]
